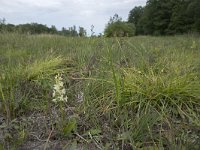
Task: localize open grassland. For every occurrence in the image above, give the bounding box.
[0,33,200,149]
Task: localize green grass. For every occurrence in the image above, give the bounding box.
[0,33,200,149]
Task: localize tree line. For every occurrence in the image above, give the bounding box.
[128,0,200,35]
[0,19,87,37]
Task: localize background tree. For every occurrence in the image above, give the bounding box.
[104,14,135,37]
[128,6,144,35]
[61,27,69,36]
[186,0,200,32]
[167,0,192,34]
[79,26,87,37]
[69,25,78,37]
[140,0,173,35]
[128,0,200,35]
[50,25,57,34]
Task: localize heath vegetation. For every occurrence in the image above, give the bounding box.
[0,33,199,149]
[0,0,200,149]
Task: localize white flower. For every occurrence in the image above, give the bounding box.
[54,84,60,91]
[64,96,68,102]
[52,99,57,103]
[61,89,66,95]
[52,90,56,97]
[52,74,68,103]
[59,82,64,87]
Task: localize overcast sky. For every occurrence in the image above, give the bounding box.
[0,0,146,35]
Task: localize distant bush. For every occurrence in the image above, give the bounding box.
[104,14,135,37]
